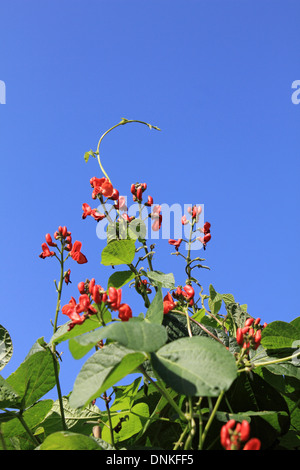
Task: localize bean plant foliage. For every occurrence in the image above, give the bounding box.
[1,119,300,452]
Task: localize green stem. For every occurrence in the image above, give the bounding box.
[16,413,41,447]
[51,245,67,431]
[139,365,187,422]
[95,118,160,182]
[199,390,225,450]
[184,397,196,450]
[238,350,300,373]
[103,391,115,447]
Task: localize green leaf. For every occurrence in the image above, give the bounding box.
[40,431,104,450]
[69,318,168,359]
[40,397,101,436]
[1,400,53,450]
[69,343,146,409]
[0,324,13,372]
[50,313,105,346]
[151,336,237,397]
[101,239,136,266]
[107,270,135,289]
[145,270,175,289]
[102,402,149,444]
[110,377,142,412]
[0,375,20,408]
[225,302,248,329]
[128,219,147,240]
[84,149,96,163]
[221,293,235,305]
[145,288,164,325]
[5,349,56,409]
[261,321,300,349]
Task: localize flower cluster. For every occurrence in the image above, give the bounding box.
[236,317,267,353]
[163,284,195,314]
[39,226,87,264]
[170,206,211,252]
[220,419,261,450]
[62,280,132,330]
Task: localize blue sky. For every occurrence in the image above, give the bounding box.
[1,0,299,400]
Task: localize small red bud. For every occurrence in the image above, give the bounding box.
[240,420,250,442]
[78,281,86,294]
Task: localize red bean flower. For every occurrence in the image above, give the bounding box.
[90,176,114,199]
[39,242,55,259]
[220,420,260,451]
[168,239,182,251]
[70,241,88,264]
[118,303,133,321]
[163,292,176,314]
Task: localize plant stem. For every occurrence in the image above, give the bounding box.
[51,244,67,431]
[95,118,160,182]
[16,412,41,447]
[139,365,187,422]
[238,350,300,373]
[199,390,224,450]
[103,391,115,447]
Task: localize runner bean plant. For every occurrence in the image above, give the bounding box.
[0,119,299,451]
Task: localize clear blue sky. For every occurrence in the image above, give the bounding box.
[1,0,299,399]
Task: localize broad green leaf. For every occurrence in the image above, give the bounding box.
[101,239,136,266]
[145,270,175,289]
[110,377,142,412]
[40,431,104,450]
[5,349,56,409]
[261,321,300,349]
[1,400,53,450]
[128,219,147,240]
[50,310,108,346]
[69,318,167,359]
[208,285,223,315]
[0,324,13,371]
[102,402,149,444]
[0,375,20,408]
[107,270,135,289]
[151,336,237,397]
[250,345,300,379]
[40,397,101,436]
[145,288,163,324]
[69,343,146,409]
[225,302,248,329]
[221,293,235,305]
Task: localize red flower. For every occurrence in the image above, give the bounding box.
[144,195,153,206]
[243,438,261,450]
[181,215,188,225]
[151,205,162,231]
[90,176,114,199]
[220,420,258,451]
[168,239,182,251]
[202,222,211,234]
[62,297,85,326]
[108,287,122,310]
[64,269,71,285]
[182,284,195,300]
[45,233,57,247]
[82,203,105,222]
[39,242,55,259]
[114,196,127,211]
[118,303,132,321]
[70,241,88,264]
[163,292,175,314]
[82,203,92,219]
[78,281,86,294]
